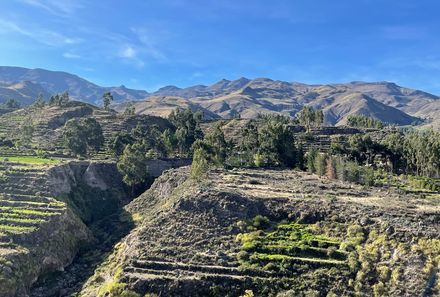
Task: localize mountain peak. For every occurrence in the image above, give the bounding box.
[157,85,181,92]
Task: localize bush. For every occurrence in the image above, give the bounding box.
[307,149,318,173]
[253,153,264,167]
[345,161,361,183]
[361,166,375,186]
[191,147,210,180]
[315,153,327,176]
[252,215,270,229]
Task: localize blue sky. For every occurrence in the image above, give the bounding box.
[1,0,440,94]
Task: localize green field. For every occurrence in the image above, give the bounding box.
[0,156,62,165]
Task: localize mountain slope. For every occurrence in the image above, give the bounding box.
[0,81,51,105]
[127,82,421,125]
[113,96,220,120]
[0,67,438,126]
[145,78,438,125]
[0,66,149,105]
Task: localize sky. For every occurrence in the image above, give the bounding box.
[0,0,440,94]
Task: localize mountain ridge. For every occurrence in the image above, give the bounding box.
[0,66,439,126]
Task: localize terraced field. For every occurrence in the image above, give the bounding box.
[79,167,440,297]
[0,160,64,251]
[0,159,91,296]
[0,102,173,159]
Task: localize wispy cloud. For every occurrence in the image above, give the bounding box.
[17,0,83,17]
[131,27,168,62]
[0,18,82,47]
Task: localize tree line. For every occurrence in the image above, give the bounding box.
[114,108,204,187]
[190,113,305,179]
[347,115,384,129]
[330,129,440,179]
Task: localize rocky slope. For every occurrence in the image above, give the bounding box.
[80,167,440,297]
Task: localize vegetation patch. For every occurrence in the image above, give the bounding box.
[0,156,61,165]
[236,217,347,273]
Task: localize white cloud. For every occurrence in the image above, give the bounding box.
[119,46,136,59]
[118,45,145,68]
[63,52,81,59]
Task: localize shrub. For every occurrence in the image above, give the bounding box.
[361,166,375,186]
[252,215,270,229]
[315,153,327,176]
[190,147,210,180]
[345,161,361,183]
[253,153,264,167]
[307,149,318,173]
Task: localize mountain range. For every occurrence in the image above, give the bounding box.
[1,66,439,126]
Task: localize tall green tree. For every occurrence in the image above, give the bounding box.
[62,118,104,156]
[190,146,210,180]
[102,92,114,110]
[32,93,46,108]
[117,143,148,187]
[297,106,324,130]
[63,119,87,155]
[169,108,204,155]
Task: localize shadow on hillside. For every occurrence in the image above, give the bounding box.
[30,208,135,297]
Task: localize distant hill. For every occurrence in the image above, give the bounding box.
[0,66,149,105]
[128,78,438,126]
[0,80,51,106]
[1,66,439,126]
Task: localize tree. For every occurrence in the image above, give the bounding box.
[123,104,136,116]
[5,98,20,109]
[169,108,204,155]
[16,121,34,148]
[162,129,177,155]
[297,106,324,130]
[82,118,104,152]
[315,153,327,176]
[60,91,70,105]
[110,132,134,157]
[306,149,318,173]
[32,93,46,108]
[49,91,70,106]
[347,115,384,129]
[62,118,104,156]
[204,124,229,165]
[190,147,210,180]
[103,92,114,110]
[117,143,148,188]
[63,119,87,155]
[257,116,297,167]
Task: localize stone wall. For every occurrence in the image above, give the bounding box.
[145,158,192,177]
